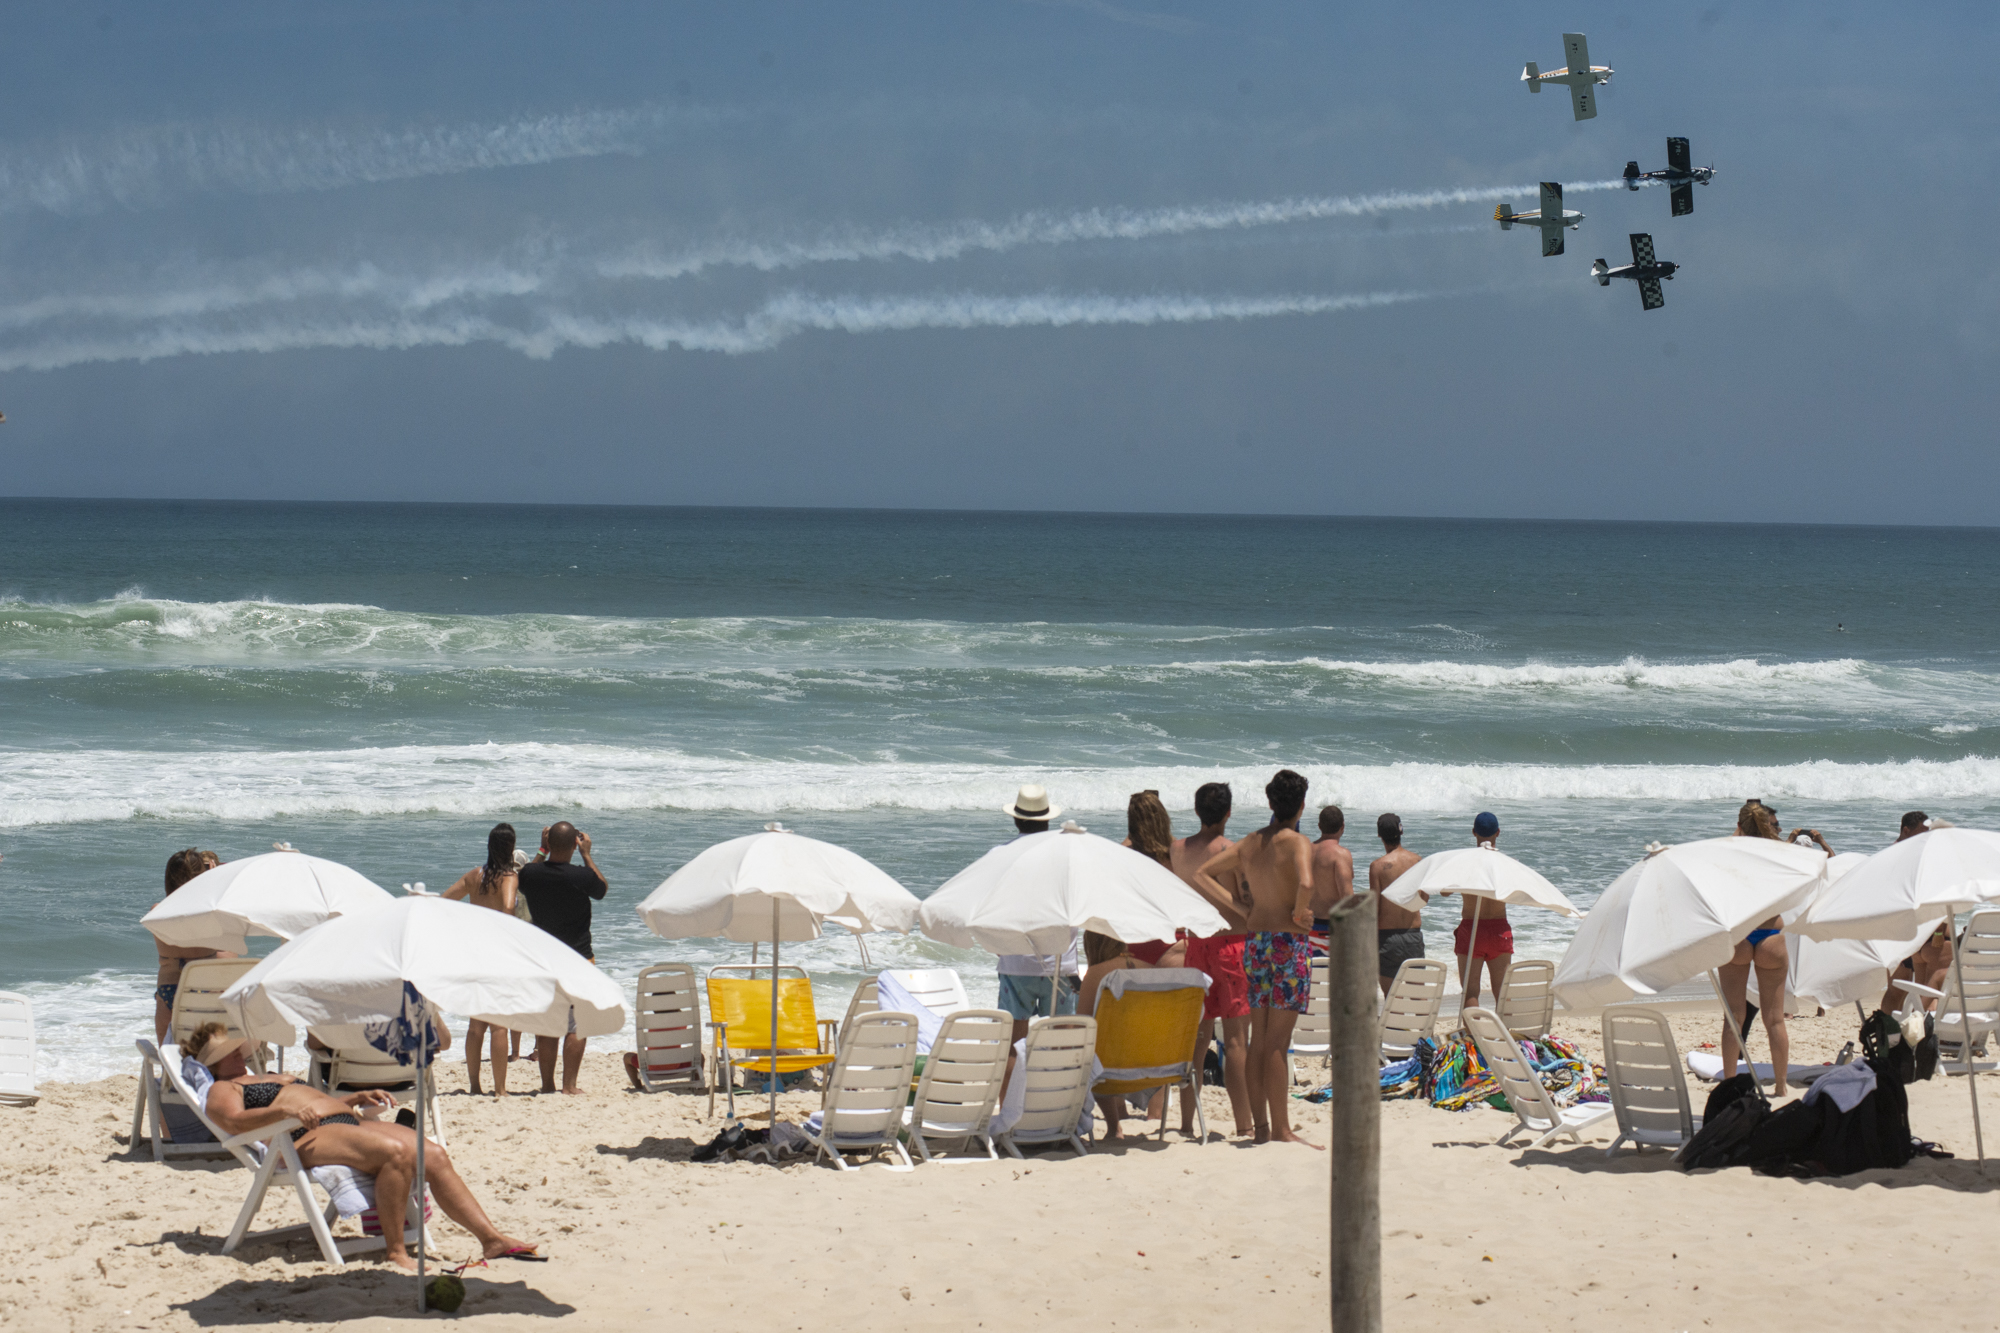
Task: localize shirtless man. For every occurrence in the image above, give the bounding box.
[1369,814,1425,996]
[1173,782,1252,1138]
[1308,806,1355,951]
[1191,769,1319,1148]
[191,1023,538,1271]
[1881,810,1953,1013]
[1447,813,1512,1009]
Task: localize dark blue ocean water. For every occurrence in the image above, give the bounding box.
[4,499,1998,1077]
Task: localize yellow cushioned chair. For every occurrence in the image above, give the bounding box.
[1090,967,1210,1143]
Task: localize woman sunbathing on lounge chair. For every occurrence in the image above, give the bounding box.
[189,1022,539,1271]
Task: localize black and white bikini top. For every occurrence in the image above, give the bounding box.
[239,1080,283,1109]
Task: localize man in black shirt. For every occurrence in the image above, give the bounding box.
[516,820,608,1094]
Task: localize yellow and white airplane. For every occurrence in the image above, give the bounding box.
[1493,182,1584,257]
[1522,33,1613,121]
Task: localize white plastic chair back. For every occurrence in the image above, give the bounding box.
[1464,1005,1612,1150]
[881,968,971,1015]
[0,992,35,1105]
[1936,911,2000,1050]
[1600,1006,1697,1156]
[173,958,277,1072]
[907,1009,1012,1162]
[634,963,703,1091]
[999,1016,1096,1158]
[1290,958,1332,1057]
[1378,958,1448,1060]
[326,1045,445,1146]
[1497,960,1556,1040]
[840,980,881,1035]
[816,1012,921,1169]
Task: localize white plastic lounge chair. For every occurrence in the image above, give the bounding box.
[134,1041,235,1161]
[0,992,36,1107]
[1290,958,1332,1075]
[1463,1006,1613,1151]
[171,958,278,1071]
[904,1009,1013,1162]
[1600,1006,1700,1156]
[326,1046,446,1147]
[809,1011,922,1170]
[1379,958,1449,1061]
[633,963,704,1092]
[1497,960,1556,1040]
[836,980,880,1045]
[135,1038,435,1265]
[997,1016,1096,1159]
[1932,910,2000,1065]
[881,968,971,1015]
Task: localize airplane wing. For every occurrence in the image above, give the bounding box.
[1569,82,1596,120]
[1542,225,1565,258]
[1666,137,1691,172]
[1538,182,1562,215]
[1671,183,1694,217]
[1637,278,1665,311]
[1630,233,1656,266]
[1564,33,1590,72]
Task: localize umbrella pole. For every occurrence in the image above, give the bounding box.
[1459,895,1481,1021]
[1709,968,1759,1090]
[1948,927,1985,1171]
[771,900,781,1131]
[416,1012,427,1313]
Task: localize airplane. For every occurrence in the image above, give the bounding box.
[1493,182,1584,257]
[1623,137,1716,216]
[1592,234,1678,311]
[1522,33,1613,121]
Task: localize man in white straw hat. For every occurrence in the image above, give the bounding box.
[190,1022,542,1270]
[994,783,1082,1041]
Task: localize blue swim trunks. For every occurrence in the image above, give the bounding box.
[1244,932,1312,1013]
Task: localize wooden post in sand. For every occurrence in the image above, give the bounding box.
[1327,890,1381,1333]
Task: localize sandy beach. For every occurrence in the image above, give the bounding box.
[8,1007,1997,1332]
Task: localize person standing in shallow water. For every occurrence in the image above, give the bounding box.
[443,822,523,1097]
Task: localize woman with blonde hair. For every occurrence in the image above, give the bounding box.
[1718,800,1831,1095]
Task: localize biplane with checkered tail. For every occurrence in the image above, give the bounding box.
[1522,33,1613,122]
[1591,234,1678,311]
[1493,182,1584,257]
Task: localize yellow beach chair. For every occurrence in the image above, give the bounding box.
[706,965,838,1119]
[1090,967,1209,1143]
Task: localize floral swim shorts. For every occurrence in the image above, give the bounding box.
[1244,931,1313,1013]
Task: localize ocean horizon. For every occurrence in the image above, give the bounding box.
[6,498,1998,1080]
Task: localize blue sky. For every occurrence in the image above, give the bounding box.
[0,2,1993,522]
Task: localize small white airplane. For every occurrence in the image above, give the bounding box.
[1493,182,1584,257]
[1522,32,1613,121]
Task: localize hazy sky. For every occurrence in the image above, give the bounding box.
[0,2,1993,523]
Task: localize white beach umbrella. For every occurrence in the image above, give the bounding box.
[636,824,921,1127]
[223,896,624,1310]
[1769,855,1937,1012]
[143,850,394,953]
[1793,827,2000,1169]
[1383,844,1579,1005]
[1796,828,2000,943]
[919,823,1230,956]
[1553,837,1829,1009]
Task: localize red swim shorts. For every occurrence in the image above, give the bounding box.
[1452,917,1515,961]
[1185,933,1250,1020]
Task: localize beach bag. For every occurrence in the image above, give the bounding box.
[1860,1010,1934,1084]
[1677,1074,1766,1170]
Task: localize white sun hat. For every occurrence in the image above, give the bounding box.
[1001,783,1063,822]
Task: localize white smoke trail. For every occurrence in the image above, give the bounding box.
[0,105,705,216]
[0,286,1449,372]
[598,180,1639,283]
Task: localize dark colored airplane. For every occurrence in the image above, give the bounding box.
[1592,234,1678,311]
[1623,137,1715,217]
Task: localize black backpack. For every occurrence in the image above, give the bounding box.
[1677,1073,1768,1170]
[1861,1010,1939,1084]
